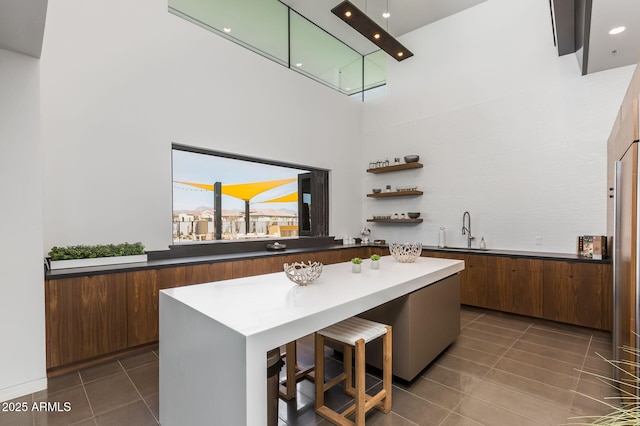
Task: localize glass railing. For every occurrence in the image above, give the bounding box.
[168,0,385,99]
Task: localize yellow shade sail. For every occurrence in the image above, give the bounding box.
[174,178,297,201]
[256,192,298,203]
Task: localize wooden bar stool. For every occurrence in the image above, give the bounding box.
[279,340,316,400]
[314,317,392,426]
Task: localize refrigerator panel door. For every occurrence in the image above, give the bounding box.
[613,160,621,381]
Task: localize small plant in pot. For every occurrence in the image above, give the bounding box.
[370,254,381,269]
[351,257,362,273]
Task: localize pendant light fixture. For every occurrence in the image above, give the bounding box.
[331,0,413,61]
[382,0,390,19]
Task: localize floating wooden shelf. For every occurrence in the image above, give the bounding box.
[367,219,423,223]
[366,162,423,174]
[367,190,423,198]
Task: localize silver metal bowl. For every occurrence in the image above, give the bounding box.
[283,261,323,285]
[404,155,419,163]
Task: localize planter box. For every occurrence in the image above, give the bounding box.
[49,254,148,270]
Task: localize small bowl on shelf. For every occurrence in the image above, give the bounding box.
[407,212,420,219]
[372,188,382,194]
[284,261,323,286]
[404,155,419,163]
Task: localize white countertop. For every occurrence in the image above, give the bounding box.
[162,255,464,338]
[159,255,464,426]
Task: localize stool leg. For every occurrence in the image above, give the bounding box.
[355,338,366,426]
[283,341,297,400]
[344,344,354,395]
[382,326,392,413]
[314,333,325,411]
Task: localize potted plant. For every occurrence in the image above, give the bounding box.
[47,242,146,270]
[351,257,362,273]
[370,253,381,269]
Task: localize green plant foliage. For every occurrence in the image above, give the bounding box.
[351,257,362,264]
[370,254,381,261]
[48,242,145,261]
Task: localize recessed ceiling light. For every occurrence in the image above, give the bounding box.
[609,26,626,35]
[223,27,231,33]
[295,62,303,67]
[345,11,352,17]
[374,33,381,39]
[382,12,390,18]
[397,51,404,57]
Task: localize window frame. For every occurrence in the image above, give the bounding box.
[171,143,329,244]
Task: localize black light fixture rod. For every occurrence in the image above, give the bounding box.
[331,0,413,62]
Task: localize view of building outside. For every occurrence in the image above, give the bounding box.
[172,149,308,243]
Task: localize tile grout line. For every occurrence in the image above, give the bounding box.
[565,334,595,421]
[119,359,160,424]
[443,319,545,425]
[78,368,98,424]
[437,311,487,426]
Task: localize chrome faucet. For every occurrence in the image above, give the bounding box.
[462,211,474,249]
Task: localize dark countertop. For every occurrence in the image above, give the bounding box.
[45,242,609,280]
[420,245,610,263]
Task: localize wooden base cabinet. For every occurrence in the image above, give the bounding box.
[45,247,375,372]
[543,261,612,330]
[128,263,234,347]
[488,257,543,317]
[46,274,128,369]
[425,250,610,330]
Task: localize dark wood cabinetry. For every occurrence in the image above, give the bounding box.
[46,273,128,369]
[543,261,611,330]
[423,250,609,330]
[127,270,159,347]
[45,247,377,373]
[45,247,611,374]
[487,257,543,317]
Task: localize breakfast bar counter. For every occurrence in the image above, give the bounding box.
[159,256,464,426]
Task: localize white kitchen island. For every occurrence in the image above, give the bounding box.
[159,255,464,426]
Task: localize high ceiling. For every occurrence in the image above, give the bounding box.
[280,0,640,74]
[587,0,640,74]
[0,0,637,75]
[279,0,488,55]
[0,0,47,58]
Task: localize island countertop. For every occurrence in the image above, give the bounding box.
[159,255,464,425]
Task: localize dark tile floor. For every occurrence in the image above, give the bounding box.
[0,307,619,425]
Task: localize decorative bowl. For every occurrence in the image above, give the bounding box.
[284,261,323,285]
[407,212,420,219]
[404,155,419,163]
[389,242,422,263]
[372,188,382,194]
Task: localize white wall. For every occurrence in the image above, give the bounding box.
[362,0,635,253]
[40,0,364,252]
[0,49,47,401]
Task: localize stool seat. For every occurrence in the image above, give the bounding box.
[317,317,388,346]
[315,317,392,426]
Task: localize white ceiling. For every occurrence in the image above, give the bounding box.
[281,0,640,73]
[0,0,47,58]
[279,0,488,55]
[0,0,637,74]
[588,0,640,74]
